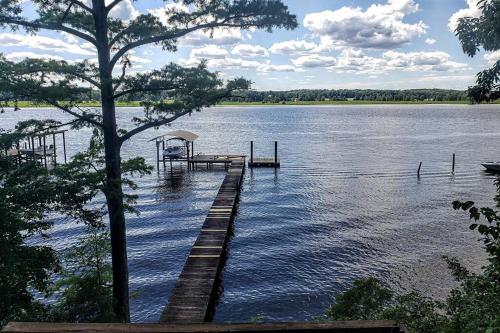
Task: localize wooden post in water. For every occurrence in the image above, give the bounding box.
[250,141,254,166]
[52,133,57,165]
[156,140,160,173]
[62,131,67,163]
[274,141,278,168]
[42,135,47,168]
[162,140,166,169]
[186,141,190,171]
[452,153,455,173]
[31,137,35,161]
[417,162,422,178]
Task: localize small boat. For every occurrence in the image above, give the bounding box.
[163,145,185,159]
[481,161,500,172]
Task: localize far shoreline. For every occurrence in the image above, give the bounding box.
[5,100,496,109]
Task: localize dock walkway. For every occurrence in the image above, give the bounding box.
[160,160,245,323]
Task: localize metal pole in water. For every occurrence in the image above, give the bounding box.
[452,153,455,173]
[417,162,422,178]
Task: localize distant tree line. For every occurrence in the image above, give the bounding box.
[224,89,469,103]
[62,88,469,103]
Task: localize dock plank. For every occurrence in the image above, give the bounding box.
[160,160,245,323]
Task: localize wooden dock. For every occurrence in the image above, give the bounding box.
[189,155,245,170]
[248,157,280,168]
[160,160,246,323]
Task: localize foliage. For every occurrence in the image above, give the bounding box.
[0,120,150,325]
[224,89,468,103]
[324,279,447,333]
[325,278,392,321]
[49,226,115,323]
[456,0,500,103]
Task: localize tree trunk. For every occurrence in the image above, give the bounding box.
[93,0,130,322]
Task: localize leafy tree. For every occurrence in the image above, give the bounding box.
[0,0,297,321]
[50,225,115,323]
[455,0,500,103]
[324,278,392,321]
[0,123,102,327]
[325,280,448,333]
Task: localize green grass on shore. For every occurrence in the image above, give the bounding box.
[3,100,480,108]
[217,100,473,106]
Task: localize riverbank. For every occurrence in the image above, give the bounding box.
[2,100,479,108]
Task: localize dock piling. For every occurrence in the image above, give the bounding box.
[250,141,254,165]
[274,141,278,168]
[417,161,422,178]
[452,153,455,173]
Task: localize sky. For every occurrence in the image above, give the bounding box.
[1,0,498,91]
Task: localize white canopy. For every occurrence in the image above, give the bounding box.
[150,130,199,142]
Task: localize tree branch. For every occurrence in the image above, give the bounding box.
[112,59,130,93]
[45,100,103,127]
[0,17,97,45]
[110,22,232,69]
[119,109,191,144]
[69,0,95,14]
[113,87,173,99]
[106,0,123,13]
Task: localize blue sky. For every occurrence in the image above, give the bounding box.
[1,0,497,90]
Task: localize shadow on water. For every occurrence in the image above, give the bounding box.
[156,165,189,195]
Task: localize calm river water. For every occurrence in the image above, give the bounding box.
[3,104,500,322]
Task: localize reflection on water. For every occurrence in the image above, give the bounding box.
[2,104,500,322]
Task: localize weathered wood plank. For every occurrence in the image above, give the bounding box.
[2,321,407,333]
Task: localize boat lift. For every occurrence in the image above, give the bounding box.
[150,130,198,172]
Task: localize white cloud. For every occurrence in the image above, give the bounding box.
[269,40,318,54]
[5,52,66,62]
[148,2,190,27]
[190,45,229,59]
[425,38,436,45]
[179,28,244,47]
[108,0,139,20]
[382,50,469,72]
[289,48,468,74]
[292,54,337,68]
[448,0,482,32]
[128,55,152,64]
[485,50,500,65]
[179,56,294,72]
[0,33,95,55]
[303,0,427,49]
[232,44,269,57]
